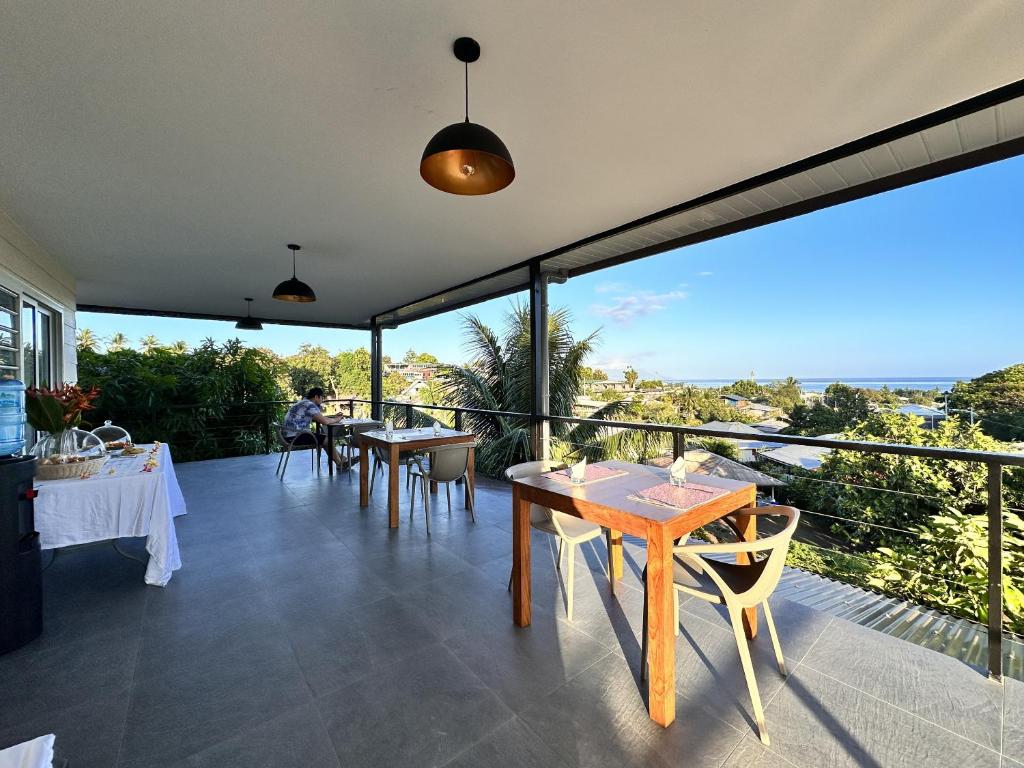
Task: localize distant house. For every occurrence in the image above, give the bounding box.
[720,393,749,408]
[388,362,442,383]
[894,404,946,429]
[698,421,783,462]
[759,435,839,471]
[751,418,789,434]
[592,380,631,393]
[650,449,786,497]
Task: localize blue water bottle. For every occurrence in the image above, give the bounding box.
[0,379,25,456]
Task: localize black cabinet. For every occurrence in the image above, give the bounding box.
[0,455,41,655]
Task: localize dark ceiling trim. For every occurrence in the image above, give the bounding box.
[378,77,1024,325]
[375,280,530,327]
[568,135,1024,278]
[77,304,369,331]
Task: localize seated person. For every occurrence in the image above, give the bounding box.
[283,387,346,467]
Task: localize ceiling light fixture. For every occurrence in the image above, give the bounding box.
[420,37,514,195]
[235,297,263,330]
[272,243,316,302]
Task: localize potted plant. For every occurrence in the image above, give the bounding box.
[26,384,105,475]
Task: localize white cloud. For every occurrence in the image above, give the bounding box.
[594,281,630,294]
[698,271,713,277]
[589,288,688,324]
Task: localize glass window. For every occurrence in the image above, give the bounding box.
[37,308,53,388]
[21,303,34,388]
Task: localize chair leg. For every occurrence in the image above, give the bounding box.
[369,461,377,496]
[445,483,452,514]
[281,448,291,479]
[556,539,564,571]
[410,471,417,517]
[422,476,431,535]
[728,605,770,746]
[276,449,285,476]
[565,543,576,620]
[465,475,475,522]
[762,600,788,677]
[507,569,513,592]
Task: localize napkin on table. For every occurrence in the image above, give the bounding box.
[569,457,587,482]
[669,456,687,485]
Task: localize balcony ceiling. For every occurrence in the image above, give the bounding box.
[2,2,1023,328]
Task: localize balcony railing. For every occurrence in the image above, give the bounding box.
[143,395,1024,682]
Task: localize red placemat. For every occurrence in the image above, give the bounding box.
[545,465,629,485]
[631,482,727,510]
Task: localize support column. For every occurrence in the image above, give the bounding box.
[529,263,550,461]
[370,319,383,421]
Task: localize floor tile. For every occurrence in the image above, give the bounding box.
[518,653,746,768]
[1003,675,1024,763]
[761,665,1001,768]
[800,617,1002,751]
[183,702,340,768]
[316,644,513,768]
[443,717,571,768]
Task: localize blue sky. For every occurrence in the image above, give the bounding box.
[79,154,1024,379]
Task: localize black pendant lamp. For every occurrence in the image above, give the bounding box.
[235,298,263,331]
[420,37,514,195]
[272,243,316,302]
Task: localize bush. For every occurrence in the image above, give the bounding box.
[77,339,286,461]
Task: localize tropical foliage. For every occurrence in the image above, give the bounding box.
[440,304,652,476]
[77,339,286,461]
[25,383,100,433]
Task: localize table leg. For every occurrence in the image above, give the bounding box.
[464,446,475,508]
[430,479,438,494]
[607,528,623,595]
[388,444,400,528]
[734,508,759,640]
[359,442,369,507]
[645,522,676,727]
[512,484,531,627]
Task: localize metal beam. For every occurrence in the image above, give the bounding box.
[76,303,369,331]
[529,264,550,460]
[370,319,383,420]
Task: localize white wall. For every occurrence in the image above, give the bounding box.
[0,210,77,382]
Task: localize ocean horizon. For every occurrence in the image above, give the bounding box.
[663,377,968,393]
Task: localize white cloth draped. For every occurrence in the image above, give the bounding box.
[34,443,186,586]
[0,734,54,768]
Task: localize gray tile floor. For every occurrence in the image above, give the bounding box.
[1,452,1020,767]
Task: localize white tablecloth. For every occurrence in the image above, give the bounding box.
[0,734,53,768]
[34,443,186,586]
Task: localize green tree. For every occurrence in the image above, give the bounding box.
[580,366,608,382]
[725,378,769,401]
[76,328,100,352]
[169,340,189,354]
[139,335,162,354]
[766,377,803,414]
[637,379,664,390]
[789,383,870,435]
[624,366,639,389]
[107,332,130,352]
[284,344,336,398]
[949,364,1024,440]
[441,304,642,476]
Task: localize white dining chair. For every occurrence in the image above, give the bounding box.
[407,443,476,534]
[504,460,607,621]
[640,505,800,746]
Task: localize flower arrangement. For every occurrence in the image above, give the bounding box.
[25,383,100,434]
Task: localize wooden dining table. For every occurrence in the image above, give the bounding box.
[509,460,757,727]
[358,427,475,528]
[318,417,382,477]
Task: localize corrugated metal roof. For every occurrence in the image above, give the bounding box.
[774,567,1023,681]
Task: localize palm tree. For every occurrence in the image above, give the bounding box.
[107,332,129,352]
[169,340,189,354]
[441,303,661,476]
[76,328,99,352]
[139,335,161,353]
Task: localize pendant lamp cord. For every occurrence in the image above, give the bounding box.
[292,249,297,279]
[464,61,469,123]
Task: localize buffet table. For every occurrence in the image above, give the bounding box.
[33,443,187,586]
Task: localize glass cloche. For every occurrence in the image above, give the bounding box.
[30,427,107,464]
[91,420,132,445]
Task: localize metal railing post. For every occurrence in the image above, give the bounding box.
[672,431,685,460]
[347,399,354,418]
[405,403,414,429]
[987,461,1003,682]
[263,403,272,454]
[454,408,463,432]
